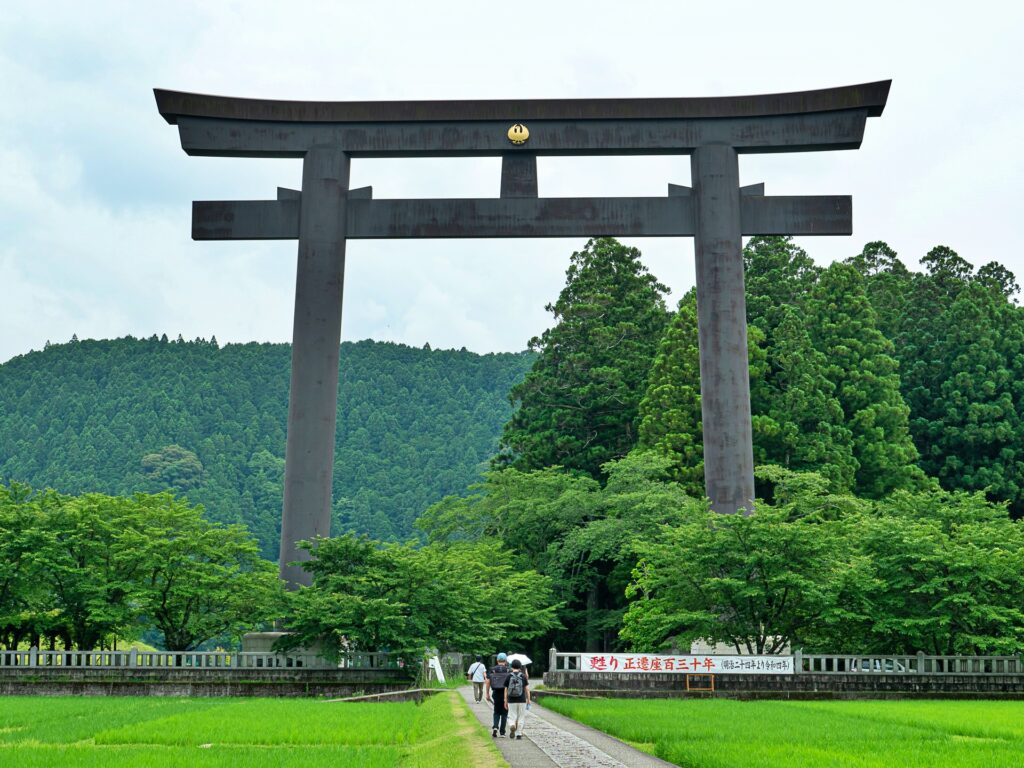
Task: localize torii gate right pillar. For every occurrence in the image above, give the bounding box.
[692,144,755,515]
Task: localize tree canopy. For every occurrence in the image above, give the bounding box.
[279,534,560,661]
[0,484,281,651]
[497,237,669,480]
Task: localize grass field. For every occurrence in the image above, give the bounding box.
[542,697,1024,767]
[0,693,503,767]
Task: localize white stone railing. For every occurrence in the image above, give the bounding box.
[0,649,396,670]
[794,651,1023,675]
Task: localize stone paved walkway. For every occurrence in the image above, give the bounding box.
[457,686,675,768]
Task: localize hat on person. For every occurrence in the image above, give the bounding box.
[497,652,507,661]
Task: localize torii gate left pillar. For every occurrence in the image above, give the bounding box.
[155,81,890,588]
[278,147,350,587]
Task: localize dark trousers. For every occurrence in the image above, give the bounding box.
[491,692,508,733]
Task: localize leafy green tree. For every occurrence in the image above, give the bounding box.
[497,237,669,480]
[853,244,1024,513]
[420,454,699,653]
[121,494,283,651]
[0,484,280,651]
[849,490,1024,654]
[0,484,52,649]
[141,445,204,490]
[806,263,923,497]
[36,492,144,649]
[552,452,701,651]
[621,468,859,654]
[893,250,972,428]
[419,466,600,649]
[279,534,559,660]
[921,244,974,291]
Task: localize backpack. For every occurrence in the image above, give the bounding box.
[507,670,524,698]
[489,666,511,688]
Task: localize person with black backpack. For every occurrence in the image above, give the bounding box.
[484,652,511,737]
[504,658,530,739]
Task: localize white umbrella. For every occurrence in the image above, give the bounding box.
[506,653,532,666]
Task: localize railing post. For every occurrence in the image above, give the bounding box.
[549,645,557,672]
[129,648,138,668]
[793,648,802,674]
[917,651,925,674]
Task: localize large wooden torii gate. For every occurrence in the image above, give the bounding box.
[156,81,890,587]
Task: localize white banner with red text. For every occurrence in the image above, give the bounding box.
[579,654,794,675]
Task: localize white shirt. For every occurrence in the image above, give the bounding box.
[468,661,487,682]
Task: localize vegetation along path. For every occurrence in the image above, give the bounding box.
[458,686,674,768]
[0,693,503,768]
[541,697,1024,768]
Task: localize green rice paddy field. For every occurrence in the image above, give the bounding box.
[0,693,502,768]
[542,697,1024,767]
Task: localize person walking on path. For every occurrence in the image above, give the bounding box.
[466,655,487,703]
[485,652,512,737]
[504,658,530,740]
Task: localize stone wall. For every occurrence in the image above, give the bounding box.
[542,671,1024,700]
[0,666,414,698]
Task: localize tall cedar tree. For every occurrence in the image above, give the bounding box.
[762,307,857,490]
[497,238,669,480]
[743,236,820,335]
[636,292,705,495]
[635,290,770,494]
[853,243,1024,514]
[896,246,979,426]
[844,241,911,342]
[806,263,923,497]
[637,293,855,492]
[911,282,1024,513]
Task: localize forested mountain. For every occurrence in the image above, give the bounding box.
[0,337,534,557]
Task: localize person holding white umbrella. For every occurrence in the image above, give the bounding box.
[505,652,532,668]
[506,653,532,684]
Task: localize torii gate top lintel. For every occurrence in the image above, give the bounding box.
[155,80,889,127]
[153,80,890,159]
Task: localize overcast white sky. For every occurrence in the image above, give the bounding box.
[1,1,1021,363]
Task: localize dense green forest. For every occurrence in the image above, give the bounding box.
[3,235,1024,657]
[0,338,534,557]
[454,237,1024,654]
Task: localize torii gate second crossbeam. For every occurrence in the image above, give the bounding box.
[156,81,890,587]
